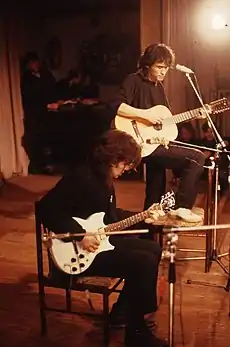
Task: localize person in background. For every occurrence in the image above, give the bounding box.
[57,68,99,102]
[56,68,83,101]
[178,123,197,144]
[21,51,61,112]
[20,51,63,173]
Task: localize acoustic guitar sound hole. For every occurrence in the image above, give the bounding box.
[153,124,162,131]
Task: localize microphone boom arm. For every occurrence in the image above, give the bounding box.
[185,73,230,163]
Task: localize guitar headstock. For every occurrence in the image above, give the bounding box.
[160,191,175,212]
[210,97,230,114]
[148,191,175,216]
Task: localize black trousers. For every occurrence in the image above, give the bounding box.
[84,237,162,318]
[144,144,205,209]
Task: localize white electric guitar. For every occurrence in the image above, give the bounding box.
[49,191,175,275]
[115,98,230,157]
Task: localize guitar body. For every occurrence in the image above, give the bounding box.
[50,212,114,275]
[115,105,178,157]
[48,191,175,275]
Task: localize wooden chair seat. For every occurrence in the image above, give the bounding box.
[43,273,123,294]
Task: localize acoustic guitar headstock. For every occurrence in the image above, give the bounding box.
[210,97,230,114]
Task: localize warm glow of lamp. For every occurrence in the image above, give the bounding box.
[211,14,226,30]
[195,1,230,42]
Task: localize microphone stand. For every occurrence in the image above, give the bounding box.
[164,139,230,154]
[163,231,179,347]
[184,72,230,291]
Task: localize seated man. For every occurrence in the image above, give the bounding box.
[38,129,168,347]
[57,68,99,102]
[56,68,83,101]
[116,43,205,223]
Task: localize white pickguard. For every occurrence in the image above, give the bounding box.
[50,212,114,275]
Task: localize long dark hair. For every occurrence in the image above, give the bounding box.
[90,129,141,184]
[138,43,175,72]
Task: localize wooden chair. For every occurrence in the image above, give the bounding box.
[35,201,123,346]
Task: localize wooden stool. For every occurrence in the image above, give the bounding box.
[150,207,208,271]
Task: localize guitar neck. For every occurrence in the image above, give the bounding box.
[46,207,156,241]
[173,107,204,124]
[105,208,154,233]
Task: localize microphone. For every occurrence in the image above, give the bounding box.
[175,64,194,74]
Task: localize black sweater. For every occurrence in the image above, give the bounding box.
[38,163,144,239]
[120,70,170,109]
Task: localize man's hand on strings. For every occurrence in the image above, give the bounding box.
[144,108,163,125]
[79,234,100,253]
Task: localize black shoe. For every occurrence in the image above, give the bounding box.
[125,324,168,347]
[109,302,127,329]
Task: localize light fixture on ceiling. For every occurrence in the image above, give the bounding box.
[211,14,227,30]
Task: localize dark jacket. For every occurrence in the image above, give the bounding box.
[21,68,57,110]
[37,163,141,240]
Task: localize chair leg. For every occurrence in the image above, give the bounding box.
[66,289,72,312]
[38,282,47,335]
[103,293,110,346]
[228,245,230,317]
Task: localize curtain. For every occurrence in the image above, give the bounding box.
[161,0,230,137]
[162,0,215,109]
[0,13,29,179]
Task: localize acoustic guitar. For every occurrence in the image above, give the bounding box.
[115,98,230,157]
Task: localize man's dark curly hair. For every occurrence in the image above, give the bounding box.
[138,43,175,71]
[91,129,141,176]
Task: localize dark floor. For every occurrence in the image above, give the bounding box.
[0,175,230,347]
